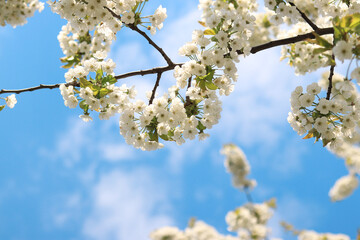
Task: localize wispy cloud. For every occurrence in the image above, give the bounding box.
[216,49,300,147]
[38,117,136,166]
[82,168,174,240]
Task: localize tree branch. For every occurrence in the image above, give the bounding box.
[149,72,162,105]
[288,1,319,31]
[237,27,334,55]
[0,81,79,95]
[0,28,334,96]
[326,54,335,100]
[104,6,174,66]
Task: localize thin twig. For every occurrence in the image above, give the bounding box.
[244,188,253,203]
[104,6,174,66]
[288,1,319,31]
[184,76,192,107]
[326,54,335,100]
[149,72,162,105]
[128,24,174,66]
[0,81,79,95]
[114,64,182,80]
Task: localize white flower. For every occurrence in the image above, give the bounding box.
[306,83,321,95]
[93,50,107,60]
[5,94,17,108]
[316,98,330,115]
[329,174,358,201]
[299,93,315,107]
[150,227,183,240]
[79,114,93,122]
[122,11,135,24]
[64,95,78,108]
[351,67,360,83]
[333,40,353,62]
[314,117,328,133]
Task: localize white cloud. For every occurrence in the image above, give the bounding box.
[157,9,201,63]
[111,42,149,74]
[83,168,174,240]
[38,117,138,165]
[99,143,135,162]
[52,193,82,227]
[38,118,92,167]
[270,138,306,175]
[216,49,300,147]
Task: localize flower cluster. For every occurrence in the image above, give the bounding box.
[288,76,360,147]
[0,0,44,27]
[150,221,239,240]
[298,231,350,240]
[52,0,360,152]
[0,94,17,112]
[221,144,256,189]
[55,0,264,150]
[150,144,275,240]
[149,143,354,240]
[328,173,358,202]
[225,202,274,240]
[288,71,360,200]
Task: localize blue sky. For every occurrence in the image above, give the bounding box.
[0,1,359,240]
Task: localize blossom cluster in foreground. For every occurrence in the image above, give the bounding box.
[149,144,352,240]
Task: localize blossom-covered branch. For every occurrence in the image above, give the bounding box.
[0,28,334,96]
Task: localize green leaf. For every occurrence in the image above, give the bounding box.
[99,88,111,98]
[313,47,329,55]
[62,61,75,69]
[196,121,206,131]
[60,57,68,63]
[96,68,104,82]
[199,79,206,91]
[102,75,117,85]
[159,134,170,141]
[313,33,333,49]
[188,218,196,228]
[266,198,277,209]
[204,29,216,35]
[91,85,101,96]
[333,25,344,44]
[80,78,92,88]
[148,131,159,142]
[333,13,360,43]
[205,81,218,90]
[322,138,331,147]
[0,105,5,112]
[204,67,215,82]
[79,100,89,112]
